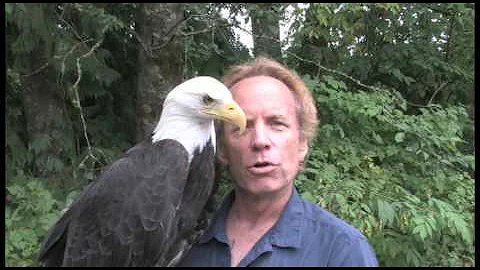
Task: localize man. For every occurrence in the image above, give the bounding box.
[177,57,379,267]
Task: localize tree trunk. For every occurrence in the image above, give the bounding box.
[249,3,282,61]
[136,3,185,142]
[22,50,73,180]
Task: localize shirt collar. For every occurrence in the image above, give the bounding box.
[198,187,304,249]
[197,192,233,244]
[269,187,303,248]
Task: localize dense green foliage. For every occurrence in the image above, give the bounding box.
[297,75,474,266]
[5,176,61,266]
[5,3,474,267]
[288,4,474,266]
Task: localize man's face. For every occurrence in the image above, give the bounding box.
[220,75,308,196]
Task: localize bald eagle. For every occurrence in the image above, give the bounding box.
[38,76,246,267]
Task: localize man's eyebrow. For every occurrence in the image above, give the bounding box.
[268,114,288,121]
[244,113,291,123]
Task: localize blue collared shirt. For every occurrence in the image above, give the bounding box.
[177,188,379,267]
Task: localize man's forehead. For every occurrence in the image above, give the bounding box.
[230,76,298,117]
[231,76,292,98]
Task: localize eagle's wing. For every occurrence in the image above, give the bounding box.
[40,139,190,266]
[162,140,216,266]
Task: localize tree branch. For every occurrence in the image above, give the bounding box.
[126,27,151,56]
[55,3,83,41]
[179,23,228,36]
[54,38,95,85]
[427,81,448,105]
[285,51,385,93]
[149,14,195,52]
[235,23,376,90]
[71,27,107,167]
[234,23,444,110]
[148,14,230,56]
[406,101,441,109]
[234,23,283,45]
[21,62,50,77]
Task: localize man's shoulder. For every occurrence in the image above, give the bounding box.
[299,197,367,243]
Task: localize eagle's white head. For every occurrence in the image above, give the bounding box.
[152,76,246,161]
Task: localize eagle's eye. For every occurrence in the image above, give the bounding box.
[202,94,214,105]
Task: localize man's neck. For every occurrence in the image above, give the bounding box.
[228,186,293,228]
[225,186,294,266]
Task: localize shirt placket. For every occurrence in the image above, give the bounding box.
[237,236,274,267]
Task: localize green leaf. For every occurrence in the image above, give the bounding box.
[372,132,384,144]
[391,68,403,80]
[394,132,405,143]
[377,199,395,226]
[334,193,346,205]
[451,214,473,245]
[412,220,429,240]
[302,191,317,203]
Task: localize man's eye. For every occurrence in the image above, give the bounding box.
[202,95,214,105]
[271,120,289,130]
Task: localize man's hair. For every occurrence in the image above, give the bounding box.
[221,56,319,145]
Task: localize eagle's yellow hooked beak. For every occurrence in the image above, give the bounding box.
[204,101,246,134]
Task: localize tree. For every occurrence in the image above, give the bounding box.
[285,3,342,76]
[5,2,474,267]
[283,3,474,266]
[135,3,185,142]
[183,3,251,79]
[6,3,75,181]
[249,3,282,61]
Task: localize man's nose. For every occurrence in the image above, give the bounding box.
[251,122,271,151]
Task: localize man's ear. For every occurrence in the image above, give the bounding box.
[298,139,308,162]
[297,139,309,171]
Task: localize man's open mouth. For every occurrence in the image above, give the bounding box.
[248,161,277,174]
[252,161,273,168]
